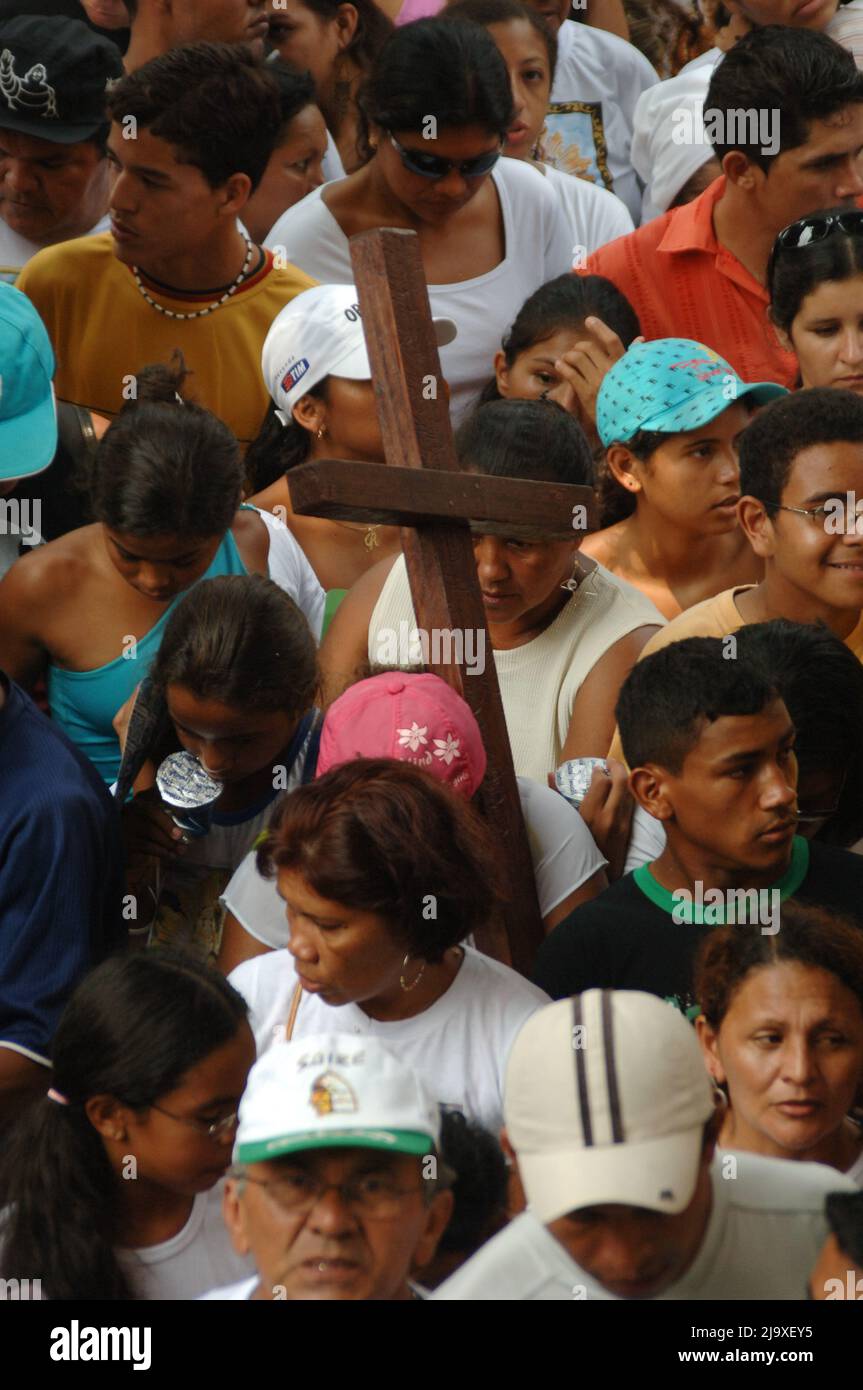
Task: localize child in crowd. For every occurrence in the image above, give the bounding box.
[0,951,256,1300]
[121,574,320,958]
[582,337,786,618]
[0,361,324,784]
[479,272,641,447]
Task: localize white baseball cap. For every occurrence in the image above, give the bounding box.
[234,1033,441,1165]
[505,991,715,1223]
[261,283,457,422]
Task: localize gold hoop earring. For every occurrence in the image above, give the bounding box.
[316,424,326,441]
[400,954,426,993]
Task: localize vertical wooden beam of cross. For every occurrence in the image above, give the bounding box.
[287,228,596,975]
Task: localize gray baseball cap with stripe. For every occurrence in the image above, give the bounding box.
[504,990,715,1223]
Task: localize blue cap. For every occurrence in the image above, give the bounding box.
[596,338,787,447]
[0,284,56,481]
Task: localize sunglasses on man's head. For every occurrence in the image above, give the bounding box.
[388,133,502,181]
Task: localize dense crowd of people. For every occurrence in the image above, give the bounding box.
[1,0,863,1306]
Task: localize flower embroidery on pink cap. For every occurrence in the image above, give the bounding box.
[433,733,461,765]
[397,722,429,753]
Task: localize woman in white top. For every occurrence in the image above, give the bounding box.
[0,952,256,1299]
[444,0,633,256]
[522,0,658,223]
[265,19,573,421]
[217,669,609,974]
[228,758,549,1135]
[696,904,863,1187]
[320,398,663,784]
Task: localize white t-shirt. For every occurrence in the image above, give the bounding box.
[539,162,633,259]
[431,1150,855,1300]
[264,158,573,422]
[199,1274,258,1300]
[116,1182,255,1301]
[222,776,606,942]
[0,212,110,284]
[545,20,657,225]
[255,504,325,640]
[228,945,549,1135]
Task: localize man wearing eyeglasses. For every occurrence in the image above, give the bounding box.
[622,388,863,670]
[202,1034,454,1300]
[583,27,863,390]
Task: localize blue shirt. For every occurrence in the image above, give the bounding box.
[0,674,125,1064]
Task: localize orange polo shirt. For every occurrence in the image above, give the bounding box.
[583,176,798,388]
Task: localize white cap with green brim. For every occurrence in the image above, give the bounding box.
[234,1033,440,1166]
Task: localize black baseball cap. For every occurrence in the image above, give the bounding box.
[0,15,123,143]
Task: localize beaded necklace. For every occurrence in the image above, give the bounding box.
[132,233,256,320]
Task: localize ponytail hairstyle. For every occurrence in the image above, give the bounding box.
[244,387,330,493]
[595,427,666,527]
[0,951,249,1301]
[149,573,319,720]
[89,352,244,537]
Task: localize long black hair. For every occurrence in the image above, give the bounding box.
[0,951,249,1301]
[89,354,244,538]
[245,385,330,493]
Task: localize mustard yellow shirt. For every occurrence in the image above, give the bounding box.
[17,234,315,445]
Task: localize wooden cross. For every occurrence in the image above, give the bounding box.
[287,228,596,977]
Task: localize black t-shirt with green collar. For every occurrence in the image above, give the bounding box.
[531,837,863,1018]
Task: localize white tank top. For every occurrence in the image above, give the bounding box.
[368,556,664,784]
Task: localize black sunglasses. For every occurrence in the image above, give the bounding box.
[768,210,863,285]
[388,133,501,181]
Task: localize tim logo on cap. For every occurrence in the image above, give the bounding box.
[282,357,310,393]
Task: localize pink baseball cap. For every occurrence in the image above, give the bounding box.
[317,673,487,798]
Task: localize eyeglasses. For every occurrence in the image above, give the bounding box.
[388,133,501,181]
[768,499,863,529]
[151,1103,238,1141]
[231,1167,426,1219]
[796,772,847,824]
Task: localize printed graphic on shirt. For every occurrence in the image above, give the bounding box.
[542,102,612,192]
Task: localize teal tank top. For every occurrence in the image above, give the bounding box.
[48,528,248,785]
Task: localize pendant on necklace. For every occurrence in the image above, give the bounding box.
[364,525,380,551]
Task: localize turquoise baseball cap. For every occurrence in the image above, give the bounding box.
[0,284,56,482]
[596,338,787,448]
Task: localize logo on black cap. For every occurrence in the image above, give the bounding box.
[0,52,57,119]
